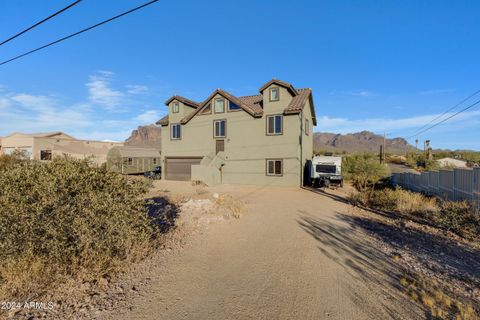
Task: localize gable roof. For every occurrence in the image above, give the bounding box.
[283,88,317,125]
[180,89,263,124]
[164,95,199,109]
[258,79,298,96]
[156,115,169,126]
[156,80,316,126]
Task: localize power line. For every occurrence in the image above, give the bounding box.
[0,0,82,47]
[0,0,160,67]
[406,98,480,139]
[408,88,480,137]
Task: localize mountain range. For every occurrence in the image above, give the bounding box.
[125,125,415,154]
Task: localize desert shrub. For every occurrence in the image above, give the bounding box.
[370,187,438,215]
[0,158,157,300]
[0,150,25,170]
[405,153,440,171]
[350,187,479,240]
[400,274,479,320]
[436,201,480,239]
[343,154,390,192]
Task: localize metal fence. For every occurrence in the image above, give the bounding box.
[391,167,480,208]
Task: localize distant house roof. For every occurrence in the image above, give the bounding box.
[110,146,160,158]
[4,131,76,139]
[156,80,316,126]
[437,157,468,168]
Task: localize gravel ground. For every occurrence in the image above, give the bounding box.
[6,181,478,319]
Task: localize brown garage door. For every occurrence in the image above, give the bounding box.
[165,157,202,181]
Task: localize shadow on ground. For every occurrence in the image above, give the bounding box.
[146,197,179,233]
[298,208,480,319]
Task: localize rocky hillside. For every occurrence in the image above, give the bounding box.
[125,126,414,155]
[313,131,415,154]
[125,125,161,149]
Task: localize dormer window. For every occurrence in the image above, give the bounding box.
[269,87,280,102]
[172,102,180,113]
[201,103,211,114]
[214,98,225,113]
[228,101,241,111]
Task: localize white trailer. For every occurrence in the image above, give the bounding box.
[311,156,343,187]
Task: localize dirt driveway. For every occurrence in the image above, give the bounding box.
[102,181,424,320]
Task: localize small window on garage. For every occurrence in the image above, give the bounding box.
[128,158,133,166]
[266,159,283,176]
[171,123,181,140]
[153,158,157,165]
[40,150,52,161]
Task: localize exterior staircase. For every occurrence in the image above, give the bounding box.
[191,151,226,186]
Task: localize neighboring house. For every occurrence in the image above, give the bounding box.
[107,146,161,174]
[437,157,468,168]
[156,79,316,187]
[1,132,123,165]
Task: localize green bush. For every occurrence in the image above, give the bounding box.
[0,158,156,299]
[343,154,390,192]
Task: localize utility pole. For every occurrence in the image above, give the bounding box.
[379,145,384,164]
[383,132,386,164]
[415,139,419,151]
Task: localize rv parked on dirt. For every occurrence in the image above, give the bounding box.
[311,155,343,188]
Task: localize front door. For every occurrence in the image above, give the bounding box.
[216,140,225,154]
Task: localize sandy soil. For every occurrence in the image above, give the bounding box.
[100,181,425,320]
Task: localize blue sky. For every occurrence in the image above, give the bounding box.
[0,0,479,149]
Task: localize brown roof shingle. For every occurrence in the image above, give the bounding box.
[258,79,299,96]
[156,115,169,126]
[165,95,199,108]
[156,80,316,126]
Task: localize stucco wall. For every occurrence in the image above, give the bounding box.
[1,134,121,164]
[161,87,308,187]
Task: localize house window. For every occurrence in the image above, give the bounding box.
[172,102,180,113]
[171,124,181,140]
[228,101,241,111]
[128,158,133,166]
[153,158,157,165]
[305,118,309,136]
[214,98,225,113]
[213,119,226,138]
[267,115,283,135]
[270,87,280,101]
[266,159,283,176]
[40,150,52,161]
[201,103,211,114]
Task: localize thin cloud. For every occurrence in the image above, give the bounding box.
[134,110,163,123]
[0,82,161,142]
[348,90,377,97]
[86,71,125,110]
[126,84,149,95]
[419,88,456,95]
[316,110,480,135]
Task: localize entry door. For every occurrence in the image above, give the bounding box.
[216,140,225,154]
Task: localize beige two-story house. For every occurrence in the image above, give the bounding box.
[156,79,316,187]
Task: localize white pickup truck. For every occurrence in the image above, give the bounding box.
[311,156,343,188]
